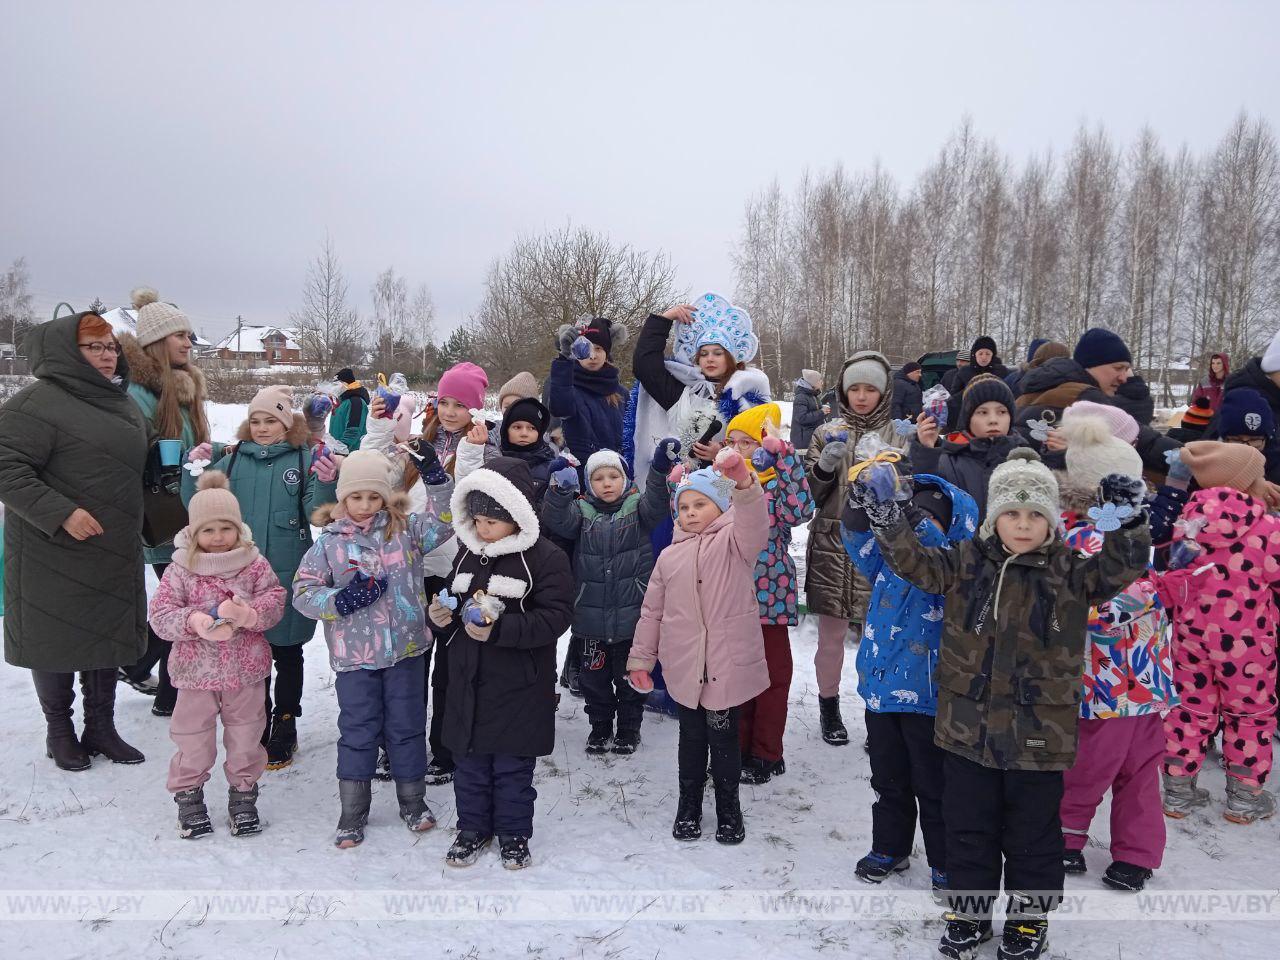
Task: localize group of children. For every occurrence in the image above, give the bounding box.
[130,313,1280,959]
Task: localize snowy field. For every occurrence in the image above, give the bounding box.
[1,402,1276,958]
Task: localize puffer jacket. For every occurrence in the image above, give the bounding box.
[753,442,814,624]
[628,481,771,711]
[181,415,337,646]
[874,512,1151,771]
[292,483,454,672]
[540,467,668,643]
[148,538,285,691]
[546,355,627,463]
[790,380,825,453]
[908,431,1025,521]
[842,474,978,716]
[891,369,924,421]
[802,351,898,622]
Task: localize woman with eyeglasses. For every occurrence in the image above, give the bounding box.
[0,311,149,770]
[117,287,212,715]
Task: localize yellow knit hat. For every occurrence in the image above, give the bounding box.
[726,402,782,443]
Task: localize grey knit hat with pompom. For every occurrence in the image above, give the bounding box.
[980,447,1060,539]
[131,287,192,347]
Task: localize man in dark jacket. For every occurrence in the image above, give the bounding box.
[1219,328,1280,425]
[891,362,924,421]
[430,456,574,869]
[940,349,969,395]
[791,369,827,452]
[1004,338,1050,395]
[947,336,1009,426]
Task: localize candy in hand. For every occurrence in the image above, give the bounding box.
[571,335,593,360]
[892,418,917,438]
[862,462,901,503]
[751,446,778,472]
[1168,539,1204,572]
[548,452,581,474]
[462,591,505,626]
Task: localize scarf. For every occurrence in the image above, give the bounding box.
[171,534,261,578]
[573,362,623,397]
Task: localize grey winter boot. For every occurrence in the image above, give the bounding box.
[1224,778,1276,825]
[175,787,213,839]
[228,784,262,836]
[32,670,91,772]
[395,778,437,832]
[79,669,144,764]
[334,779,372,848]
[1162,771,1210,818]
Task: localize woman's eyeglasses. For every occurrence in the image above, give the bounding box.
[78,341,122,357]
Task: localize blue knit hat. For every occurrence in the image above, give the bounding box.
[674,464,734,513]
[1073,328,1132,369]
[1218,388,1276,440]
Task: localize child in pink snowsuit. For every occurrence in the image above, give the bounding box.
[628,450,770,845]
[149,472,286,838]
[1157,481,1280,825]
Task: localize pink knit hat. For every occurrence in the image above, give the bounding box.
[1062,400,1138,445]
[437,362,488,411]
[248,385,295,425]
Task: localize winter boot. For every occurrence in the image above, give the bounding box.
[446,830,493,867]
[560,635,583,696]
[374,746,392,781]
[586,721,613,755]
[32,671,91,772]
[228,784,262,836]
[854,851,910,883]
[116,668,158,696]
[938,913,993,959]
[1102,860,1153,891]
[672,779,704,841]
[1224,777,1277,824]
[175,787,213,839]
[611,727,641,756]
[818,695,849,746]
[930,869,948,906]
[395,779,437,832]
[1062,850,1087,874]
[739,755,786,784]
[265,713,298,770]
[334,779,372,848]
[425,757,455,785]
[996,912,1049,960]
[712,774,745,845]
[1162,771,1210,818]
[499,835,533,870]
[78,669,144,764]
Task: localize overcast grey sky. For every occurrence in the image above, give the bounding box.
[3,1,1277,341]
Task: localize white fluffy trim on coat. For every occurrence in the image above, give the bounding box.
[486,574,530,599]
[450,468,541,558]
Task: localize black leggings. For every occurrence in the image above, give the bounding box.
[677,704,741,785]
[264,643,305,717]
[128,563,177,711]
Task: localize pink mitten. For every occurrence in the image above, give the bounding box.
[667,463,686,487]
[218,598,258,630]
[760,434,785,456]
[187,442,212,463]
[715,449,751,488]
[312,453,339,483]
[190,612,234,642]
[391,395,418,444]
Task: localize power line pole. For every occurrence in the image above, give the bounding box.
[235,314,242,369]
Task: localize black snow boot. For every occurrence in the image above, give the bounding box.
[499,835,532,870]
[586,721,613,755]
[175,787,213,839]
[228,784,262,836]
[425,757,454,785]
[32,670,91,772]
[939,913,993,959]
[1062,850,1087,874]
[672,779,704,841]
[997,911,1049,959]
[818,695,849,746]
[334,779,371,848]
[265,713,298,770]
[446,830,493,867]
[611,727,641,755]
[395,778,437,832]
[739,755,785,784]
[116,668,158,696]
[712,774,745,845]
[79,669,144,764]
[854,851,910,883]
[1102,860,1153,892]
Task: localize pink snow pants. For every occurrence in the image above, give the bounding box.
[168,685,268,793]
[1061,714,1166,869]
[814,615,851,698]
[1163,629,1277,787]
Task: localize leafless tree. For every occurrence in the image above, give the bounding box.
[290,236,362,374]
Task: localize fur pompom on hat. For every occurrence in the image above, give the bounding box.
[186,471,244,534]
[1060,413,1143,495]
[335,449,394,503]
[980,448,1060,540]
[131,286,192,348]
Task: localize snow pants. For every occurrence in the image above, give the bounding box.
[453,753,537,838]
[866,709,946,869]
[168,684,267,793]
[739,625,794,763]
[580,637,645,732]
[334,655,427,783]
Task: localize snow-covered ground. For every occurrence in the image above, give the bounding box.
[1,401,1276,958]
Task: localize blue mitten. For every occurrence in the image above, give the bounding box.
[552,465,579,490]
[334,572,389,617]
[751,446,778,472]
[571,336,593,360]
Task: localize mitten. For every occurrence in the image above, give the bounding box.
[311,452,339,483]
[556,324,577,359]
[571,335,593,360]
[427,592,456,627]
[817,440,848,474]
[715,448,751,488]
[333,572,388,617]
[1096,473,1147,528]
[406,440,448,485]
[760,434,785,456]
[751,445,778,473]
[1164,447,1193,485]
[667,463,686,487]
[847,477,904,529]
[217,597,258,630]
[652,437,682,473]
[186,442,212,464]
[189,611,234,643]
[551,465,579,490]
[464,620,493,642]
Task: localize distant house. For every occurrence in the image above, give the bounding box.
[98,306,215,353]
[212,326,303,365]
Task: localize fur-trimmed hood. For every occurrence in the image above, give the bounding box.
[117,331,207,406]
[450,456,541,557]
[237,413,310,448]
[310,490,412,530]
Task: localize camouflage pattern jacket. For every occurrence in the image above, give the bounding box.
[874,517,1150,771]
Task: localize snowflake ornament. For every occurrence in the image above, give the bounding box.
[1086,501,1135,533]
[891,418,917,438]
[183,458,210,477]
[1025,417,1053,442]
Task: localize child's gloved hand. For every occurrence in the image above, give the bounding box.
[715,448,752,488]
[571,335,593,360]
[186,442,213,464]
[847,476,904,530]
[217,597,258,630]
[556,324,578,359]
[626,669,654,694]
[311,452,339,483]
[1164,447,1193,484]
[551,465,579,490]
[760,434,785,456]
[652,437,682,473]
[1098,474,1147,522]
[667,462,686,488]
[333,572,389,617]
[428,591,456,628]
[751,445,778,473]
[189,611,234,642]
[405,440,448,486]
[464,620,493,641]
[817,440,848,474]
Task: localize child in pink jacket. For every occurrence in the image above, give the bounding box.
[1156,474,1280,825]
[628,449,769,845]
[148,472,286,840]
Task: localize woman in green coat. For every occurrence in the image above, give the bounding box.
[182,385,340,768]
[0,311,148,770]
[117,287,212,717]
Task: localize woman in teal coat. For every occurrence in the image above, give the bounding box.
[118,288,213,716]
[182,385,340,769]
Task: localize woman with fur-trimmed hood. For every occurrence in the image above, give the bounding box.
[180,385,341,768]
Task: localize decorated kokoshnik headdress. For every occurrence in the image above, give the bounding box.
[673,292,760,366]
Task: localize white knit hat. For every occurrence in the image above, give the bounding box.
[1060,413,1143,494]
[131,287,192,347]
[335,449,394,503]
[1262,328,1280,375]
[585,449,626,480]
[980,448,1060,539]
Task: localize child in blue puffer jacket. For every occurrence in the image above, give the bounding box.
[841,472,978,893]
